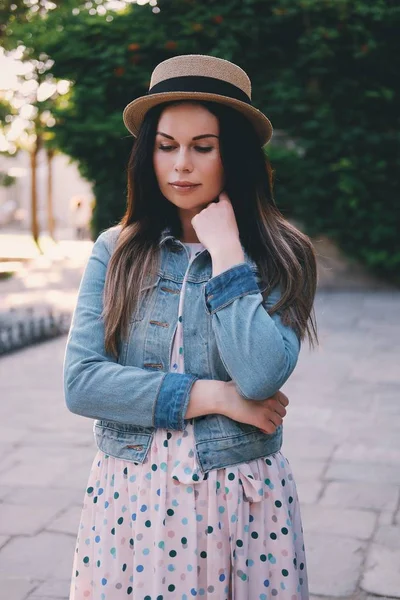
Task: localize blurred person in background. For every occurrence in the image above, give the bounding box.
[69,194,92,240]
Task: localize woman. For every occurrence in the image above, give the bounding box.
[64,54,318,600]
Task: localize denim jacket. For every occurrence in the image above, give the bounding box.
[63,225,301,474]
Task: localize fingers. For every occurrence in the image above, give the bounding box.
[274,390,289,408]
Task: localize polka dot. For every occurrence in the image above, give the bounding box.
[101,578,107,585]
[114,492,119,500]
[236,539,243,547]
[200,551,207,558]
[136,565,144,572]
[168,584,176,592]
[260,554,267,562]
[275,500,282,508]
[282,569,289,577]
[83,556,89,564]
[145,520,151,527]
[281,527,289,535]
[251,532,259,539]
[270,532,277,540]
[117,517,123,525]
[228,473,235,480]
[289,496,293,503]
[127,587,133,595]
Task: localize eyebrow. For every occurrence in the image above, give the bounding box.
[156,132,219,141]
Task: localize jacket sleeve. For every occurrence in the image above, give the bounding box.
[63,228,198,430]
[204,262,301,400]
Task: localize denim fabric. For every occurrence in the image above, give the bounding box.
[63,225,301,473]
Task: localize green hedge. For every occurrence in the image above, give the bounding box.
[8,0,400,281]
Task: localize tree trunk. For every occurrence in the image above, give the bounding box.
[46,148,55,240]
[30,138,40,247]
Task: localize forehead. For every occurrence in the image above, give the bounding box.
[157,102,219,134]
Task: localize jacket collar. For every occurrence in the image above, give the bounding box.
[158,225,257,270]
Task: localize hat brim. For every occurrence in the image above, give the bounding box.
[123,92,273,146]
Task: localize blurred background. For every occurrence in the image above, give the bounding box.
[0,1,399,599]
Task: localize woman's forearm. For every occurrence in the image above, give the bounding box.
[185,379,227,419]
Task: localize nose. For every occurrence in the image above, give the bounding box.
[174,147,193,173]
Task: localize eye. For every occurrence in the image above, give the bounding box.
[195,146,213,153]
[159,145,175,151]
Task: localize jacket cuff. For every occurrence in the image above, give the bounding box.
[204,263,260,315]
[153,372,198,430]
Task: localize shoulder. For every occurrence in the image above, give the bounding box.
[95,225,123,255]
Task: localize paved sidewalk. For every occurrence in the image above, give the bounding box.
[0,290,399,599]
[0,230,399,599]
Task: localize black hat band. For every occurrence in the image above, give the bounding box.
[147,75,252,105]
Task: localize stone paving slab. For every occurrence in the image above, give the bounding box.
[305,533,366,597]
[0,578,37,600]
[325,462,400,486]
[0,278,399,597]
[361,544,400,598]
[301,505,377,541]
[27,578,70,598]
[0,531,75,580]
[320,482,400,512]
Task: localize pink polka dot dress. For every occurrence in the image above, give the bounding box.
[69,242,308,600]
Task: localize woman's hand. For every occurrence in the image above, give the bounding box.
[191,191,240,256]
[220,381,289,434]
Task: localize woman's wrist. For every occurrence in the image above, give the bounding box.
[185,379,228,419]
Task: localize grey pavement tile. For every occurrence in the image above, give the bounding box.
[306,532,366,597]
[0,457,74,487]
[54,460,94,491]
[366,596,400,600]
[373,525,400,550]
[2,485,84,507]
[350,359,400,385]
[333,443,400,466]
[301,504,376,540]
[285,457,328,483]
[361,543,400,598]
[0,531,75,580]
[0,577,37,600]
[320,481,400,512]
[47,505,82,536]
[27,578,70,598]
[0,502,62,536]
[0,535,10,549]
[282,434,337,461]
[295,480,325,505]
[379,511,397,527]
[325,461,400,486]
[283,425,341,448]
[0,428,25,444]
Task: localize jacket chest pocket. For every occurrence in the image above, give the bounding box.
[130,275,161,322]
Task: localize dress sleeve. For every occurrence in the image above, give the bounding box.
[63,229,198,430]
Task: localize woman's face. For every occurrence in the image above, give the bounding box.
[153,102,225,216]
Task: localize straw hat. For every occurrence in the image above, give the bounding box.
[122,54,273,146]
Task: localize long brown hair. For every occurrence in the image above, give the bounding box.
[103,100,318,358]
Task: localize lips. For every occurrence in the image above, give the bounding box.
[169,182,200,187]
